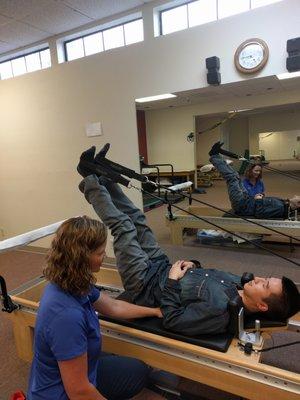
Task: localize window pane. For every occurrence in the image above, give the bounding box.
[25,52,41,72]
[218,0,249,19]
[0,61,13,80]
[124,19,144,45]
[161,5,188,35]
[251,0,282,8]
[40,49,51,69]
[103,26,124,50]
[66,38,84,61]
[11,57,26,76]
[84,32,103,56]
[188,0,217,28]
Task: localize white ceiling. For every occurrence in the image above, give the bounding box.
[0,0,155,56]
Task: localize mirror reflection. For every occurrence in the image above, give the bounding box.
[135,80,300,246]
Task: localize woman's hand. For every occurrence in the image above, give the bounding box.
[168,260,194,281]
[154,308,163,318]
[254,193,264,200]
[94,292,164,320]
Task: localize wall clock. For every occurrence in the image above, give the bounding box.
[234,38,269,74]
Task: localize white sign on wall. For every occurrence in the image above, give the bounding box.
[86,122,103,137]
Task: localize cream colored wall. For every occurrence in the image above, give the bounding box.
[1,0,300,252]
[228,118,249,156]
[145,106,196,171]
[145,100,300,168]
[259,130,300,160]
[249,109,300,153]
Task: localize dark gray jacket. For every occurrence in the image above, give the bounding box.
[134,256,242,336]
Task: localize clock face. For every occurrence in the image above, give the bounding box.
[238,43,264,69]
[235,39,269,73]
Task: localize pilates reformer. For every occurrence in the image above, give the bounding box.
[0,228,299,400]
[166,206,300,246]
[1,147,300,399]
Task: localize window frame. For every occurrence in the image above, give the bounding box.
[159,0,208,35]
[159,0,283,36]
[0,47,50,80]
[64,17,143,61]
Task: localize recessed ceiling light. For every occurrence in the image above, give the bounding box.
[135,94,177,103]
[228,108,252,113]
[277,71,300,80]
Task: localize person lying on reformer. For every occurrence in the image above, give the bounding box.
[209,141,300,219]
[77,144,300,336]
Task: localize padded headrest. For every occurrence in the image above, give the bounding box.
[227,295,287,337]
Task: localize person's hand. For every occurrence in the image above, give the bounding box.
[254,193,264,200]
[154,308,163,318]
[182,261,195,269]
[169,260,194,281]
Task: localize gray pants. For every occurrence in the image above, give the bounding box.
[209,154,248,210]
[80,175,165,296]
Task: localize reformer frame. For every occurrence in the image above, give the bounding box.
[1,146,300,399]
[166,206,300,245]
[6,266,300,400]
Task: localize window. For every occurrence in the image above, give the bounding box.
[40,49,51,69]
[64,18,143,61]
[103,26,124,50]
[218,0,249,19]
[188,0,217,28]
[251,0,282,8]
[66,38,85,61]
[25,52,42,72]
[161,5,188,35]
[160,0,283,36]
[0,48,51,80]
[0,61,13,80]
[84,33,103,56]
[124,19,144,45]
[11,57,27,77]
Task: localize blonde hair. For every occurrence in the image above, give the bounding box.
[44,216,107,295]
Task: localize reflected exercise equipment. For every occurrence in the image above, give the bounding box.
[79,145,300,267]
[140,157,187,211]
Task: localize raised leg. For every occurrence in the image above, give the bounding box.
[80,175,149,297]
[209,154,249,211]
[99,178,166,261]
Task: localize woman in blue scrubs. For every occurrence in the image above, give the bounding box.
[243,163,265,199]
[27,216,163,400]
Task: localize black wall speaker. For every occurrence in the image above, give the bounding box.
[206,56,221,85]
[286,37,300,72]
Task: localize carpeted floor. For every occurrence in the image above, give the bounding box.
[1,164,299,399]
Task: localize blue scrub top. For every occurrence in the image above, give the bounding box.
[242,178,265,197]
[27,283,101,400]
